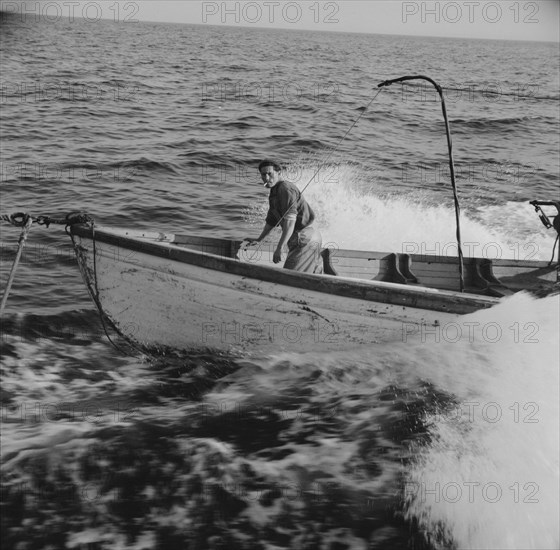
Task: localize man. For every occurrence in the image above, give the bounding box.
[245,159,323,273]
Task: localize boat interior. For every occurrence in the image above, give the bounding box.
[165,234,558,298]
[83,199,559,298]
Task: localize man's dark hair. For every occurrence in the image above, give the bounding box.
[258,159,283,172]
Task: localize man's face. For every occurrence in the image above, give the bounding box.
[260,165,280,188]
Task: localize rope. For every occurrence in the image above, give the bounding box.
[399,83,557,102]
[0,215,33,316]
[550,235,559,269]
[2,210,142,355]
[90,223,143,356]
[529,201,560,267]
[65,220,143,357]
[1,212,31,227]
[1,211,93,228]
[298,87,385,197]
[1,211,94,315]
[338,85,557,104]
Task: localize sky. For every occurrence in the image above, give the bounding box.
[1,1,559,42]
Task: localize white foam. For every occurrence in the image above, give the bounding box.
[282,164,557,261]
[403,292,560,549]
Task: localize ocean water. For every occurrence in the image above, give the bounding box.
[1,13,559,550]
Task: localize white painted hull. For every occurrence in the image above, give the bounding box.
[69,226,503,356]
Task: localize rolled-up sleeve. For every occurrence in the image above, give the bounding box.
[266,183,298,226]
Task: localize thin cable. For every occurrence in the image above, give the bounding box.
[89,224,145,356]
[263,87,385,236]
[398,83,557,102]
[550,235,559,268]
[244,87,386,258]
[299,87,385,196]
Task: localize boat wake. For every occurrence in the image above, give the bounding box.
[239,291,560,549]
[399,291,560,549]
[1,289,557,549]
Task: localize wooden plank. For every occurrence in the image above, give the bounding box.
[330,257,383,267]
[411,263,459,276]
[330,249,392,260]
[336,268,381,277]
[491,258,551,269]
[327,263,390,281]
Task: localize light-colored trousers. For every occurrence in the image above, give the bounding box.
[284,226,323,274]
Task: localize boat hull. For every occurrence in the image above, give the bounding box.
[69,226,503,356]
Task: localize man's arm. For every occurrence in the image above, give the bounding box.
[244,223,273,246]
[256,223,274,242]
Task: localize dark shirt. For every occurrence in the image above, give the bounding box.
[265,180,315,231]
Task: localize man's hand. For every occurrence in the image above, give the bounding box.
[273,247,283,264]
[242,238,260,247]
[238,239,262,262]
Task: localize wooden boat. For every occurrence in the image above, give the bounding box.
[68,222,558,356]
[3,75,557,356]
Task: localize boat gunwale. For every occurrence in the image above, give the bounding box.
[87,227,553,269]
[70,224,500,314]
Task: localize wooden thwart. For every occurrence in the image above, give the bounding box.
[320,248,553,296]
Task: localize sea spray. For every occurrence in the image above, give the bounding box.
[402,291,559,549]
[227,290,559,549]
[246,162,557,262]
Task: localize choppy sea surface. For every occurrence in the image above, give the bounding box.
[1,14,559,550]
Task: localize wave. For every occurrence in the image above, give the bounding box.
[1,308,103,343]
[402,292,559,549]
[283,164,558,261]
[110,158,179,175]
[449,115,547,130]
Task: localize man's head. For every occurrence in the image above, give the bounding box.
[258,159,282,188]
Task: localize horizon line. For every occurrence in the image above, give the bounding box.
[1,9,558,43]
